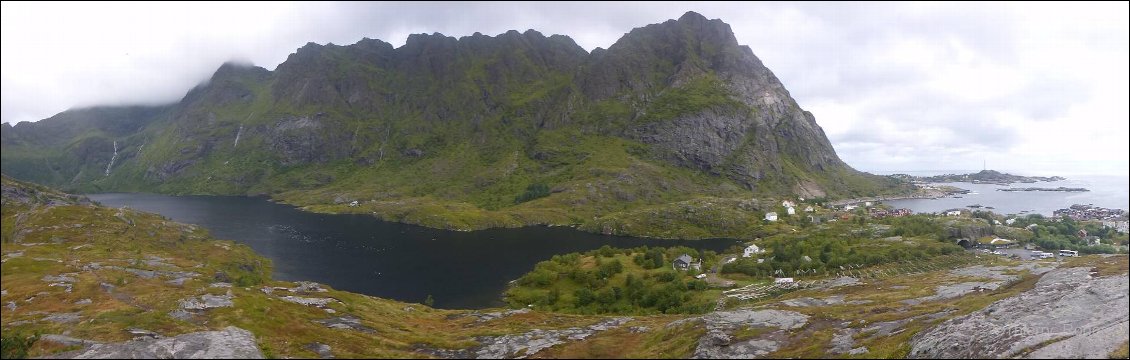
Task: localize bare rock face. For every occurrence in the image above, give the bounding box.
[45,326,264,359]
[3,12,886,200]
[908,266,1130,359]
[666,309,809,359]
[579,11,855,193]
[266,113,352,166]
[420,317,632,359]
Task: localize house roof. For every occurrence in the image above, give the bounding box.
[675,254,693,264]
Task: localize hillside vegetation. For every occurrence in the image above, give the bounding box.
[3,176,1126,359]
[1,12,911,239]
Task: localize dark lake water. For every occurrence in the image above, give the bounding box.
[87,193,738,309]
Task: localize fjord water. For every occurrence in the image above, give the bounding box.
[883,174,1129,216]
[87,193,737,309]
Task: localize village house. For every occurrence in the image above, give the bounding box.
[869,208,890,218]
[1101,220,1129,233]
[804,206,814,213]
[742,244,764,258]
[786,206,796,215]
[673,254,702,271]
[765,212,778,222]
[1085,236,1102,246]
[348,200,359,207]
[844,205,858,211]
[782,200,796,208]
[890,208,912,217]
[945,210,962,217]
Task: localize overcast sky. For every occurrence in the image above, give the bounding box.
[2,2,1127,176]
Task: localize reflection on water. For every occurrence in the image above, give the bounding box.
[88,193,737,309]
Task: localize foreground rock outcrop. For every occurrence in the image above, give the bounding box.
[908,266,1129,358]
[668,309,810,359]
[45,326,264,359]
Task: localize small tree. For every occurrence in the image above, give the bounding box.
[424,294,435,307]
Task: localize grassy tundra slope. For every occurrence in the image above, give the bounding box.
[3,176,1126,359]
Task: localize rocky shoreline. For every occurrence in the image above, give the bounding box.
[828,186,969,207]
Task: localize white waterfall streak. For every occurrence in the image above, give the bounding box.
[105,140,118,176]
[234,124,244,148]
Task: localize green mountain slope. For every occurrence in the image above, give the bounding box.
[1,12,911,238]
[3,177,1125,359]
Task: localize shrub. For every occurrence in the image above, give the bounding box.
[514,183,550,204]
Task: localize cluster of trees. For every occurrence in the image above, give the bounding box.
[506,245,717,315]
[1017,215,1126,254]
[723,222,963,278]
[881,215,947,238]
[514,183,551,204]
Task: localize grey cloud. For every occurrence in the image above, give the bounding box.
[1006,77,1090,121]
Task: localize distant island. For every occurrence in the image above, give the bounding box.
[890,170,1066,186]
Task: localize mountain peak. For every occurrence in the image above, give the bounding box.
[210,61,267,81]
[678,10,708,22]
[3,12,888,215]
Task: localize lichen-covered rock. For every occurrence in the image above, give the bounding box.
[909,267,1129,359]
[422,317,632,359]
[178,293,234,310]
[45,326,264,359]
[667,309,809,359]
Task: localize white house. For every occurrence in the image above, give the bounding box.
[673,254,694,271]
[742,244,764,258]
[804,206,814,213]
[764,212,778,222]
[844,205,859,211]
[786,206,796,215]
[782,200,796,208]
[774,277,795,284]
[348,200,359,207]
[1005,218,1017,226]
[945,210,962,217]
[864,201,873,207]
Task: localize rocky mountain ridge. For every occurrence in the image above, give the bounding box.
[2,12,906,237]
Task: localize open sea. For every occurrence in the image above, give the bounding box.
[875,171,1129,216]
